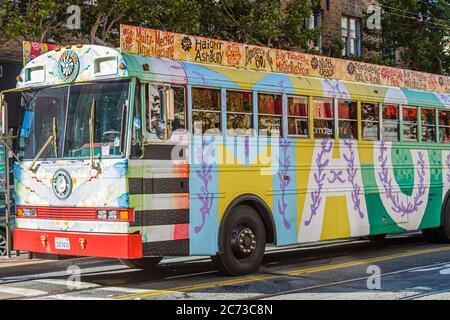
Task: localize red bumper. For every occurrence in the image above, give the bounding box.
[13,229,143,259]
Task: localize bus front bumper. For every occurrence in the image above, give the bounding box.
[13,229,143,259]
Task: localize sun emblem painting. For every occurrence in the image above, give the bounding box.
[57,50,80,83]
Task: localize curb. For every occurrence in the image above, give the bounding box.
[0,256,118,278]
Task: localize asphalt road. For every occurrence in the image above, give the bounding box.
[0,233,450,300]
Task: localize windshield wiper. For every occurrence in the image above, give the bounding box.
[28,133,54,171]
[52,117,58,157]
[89,99,97,170]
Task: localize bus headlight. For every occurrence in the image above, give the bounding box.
[107,210,118,220]
[97,210,107,220]
[23,208,36,217]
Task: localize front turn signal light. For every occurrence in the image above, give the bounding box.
[17,208,23,217]
[119,210,129,221]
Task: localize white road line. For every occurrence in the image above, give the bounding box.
[102,287,153,293]
[0,286,48,297]
[34,279,100,290]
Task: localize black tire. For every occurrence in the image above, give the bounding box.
[212,205,266,276]
[0,229,6,257]
[363,234,387,241]
[436,201,450,243]
[422,228,440,243]
[119,257,163,269]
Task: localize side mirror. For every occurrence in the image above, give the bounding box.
[165,88,175,121]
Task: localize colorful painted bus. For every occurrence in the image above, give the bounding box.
[4,28,450,275]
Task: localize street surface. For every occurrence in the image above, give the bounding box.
[0,233,450,300]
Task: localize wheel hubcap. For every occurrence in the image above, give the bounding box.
[231,225,256,259]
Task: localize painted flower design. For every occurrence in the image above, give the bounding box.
[181,36,192,52]
[311,57,319,70]
[347,62,355,76]
[226,45,241,66]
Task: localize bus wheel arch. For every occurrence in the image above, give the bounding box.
[422,189,450,243]
[218,194,276,252]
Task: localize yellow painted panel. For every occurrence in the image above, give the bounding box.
[320,196,351,240]
[217,144,274,222]
[358,141,374,164]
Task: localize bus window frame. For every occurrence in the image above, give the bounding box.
[287,94,309,139]
[191,86,222,136]
[312,96,335,140]
[420,107,436,143]
[402,105,418,142]
[226,89,254,137]
[360,101,380,141]
[381,103,400,142]
[257,91,283,138]
[141,82,188,141]
[337,99,358,140]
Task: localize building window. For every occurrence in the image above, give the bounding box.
[361,102,379,141]
[313,97,334,139]
[342,16,361,57]
[338,100,358,139]
[192,87,221,135]
[306,8,322,51]
[226,90,253,136]
[258,93,282,137]
[421,108,436,142]
[287,96,309,137]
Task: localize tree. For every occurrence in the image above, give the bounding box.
[0,0,70,43]
[366,0,450,75]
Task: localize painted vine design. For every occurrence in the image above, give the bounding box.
[377,141,427,217]
[306,139,333,226]
[343,140,364,219]
[194,136,214,233]
[277,139,291,229]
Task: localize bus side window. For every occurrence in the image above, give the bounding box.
[172,87,186,133]
[144,84,186,135]
[439,110,450,143]
[313,97,334,139]
[421,108,436,143]
[258,93,282,137]
[403,106,418,141]
[131,83,142,158]
[382,104,399,142]
[338,100,358,139]
[227,90,253,136]
[361,102,379,141]
[287,95,309,138]
[192,87,221,135]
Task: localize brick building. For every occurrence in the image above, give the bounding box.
[0,38,22,92]
[305,0,380,58]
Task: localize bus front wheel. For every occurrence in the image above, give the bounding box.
[212,205,266,276]
[119,257,163,269]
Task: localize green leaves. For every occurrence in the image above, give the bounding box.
[367,0,450,74]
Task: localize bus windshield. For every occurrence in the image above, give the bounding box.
[19,80,130,160]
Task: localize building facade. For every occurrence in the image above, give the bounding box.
[0,38,22,92]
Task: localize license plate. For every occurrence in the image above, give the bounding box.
[54,237,70,250]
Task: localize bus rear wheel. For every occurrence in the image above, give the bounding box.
[423,200,450,243]
[212,205,266,276]
[119,257,163,269]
